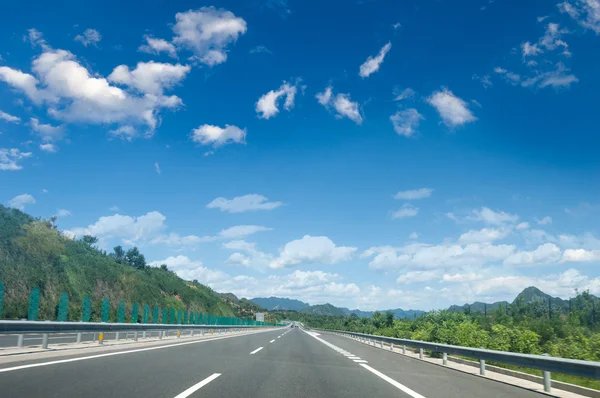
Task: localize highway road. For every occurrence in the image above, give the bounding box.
[0,327,547,397]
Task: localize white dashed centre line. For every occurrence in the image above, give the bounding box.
[250,347,263,355]
[270,339,275,343]
[174,373,221,398]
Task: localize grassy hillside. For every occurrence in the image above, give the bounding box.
[0,206,245,322]
[300,303,347,316]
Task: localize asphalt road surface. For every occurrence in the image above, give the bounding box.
[0,327,546,397]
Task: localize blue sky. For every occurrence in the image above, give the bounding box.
[1,0,600,310]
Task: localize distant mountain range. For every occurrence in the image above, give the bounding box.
[253,286,600,318]
[251,297,425,319]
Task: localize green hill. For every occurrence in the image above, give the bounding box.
[0,205,252,322]
[251,297,309,311]
[300,303,347,316]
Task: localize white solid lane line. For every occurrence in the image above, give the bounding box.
[359,364,426,398]
[348,357,361,360]
[277,336,281,338]
[174,373,221,398]
[250,347,264,355]
[270,340,276,343]
[353,359,368,363]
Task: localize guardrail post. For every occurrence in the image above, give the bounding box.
[41,333,49,349]
[542,354,551,393]
[380,341,384,348]
[98,333,104,345]
[402,345,406,354]
[419,348,424,359]
[159,330,163,339]
[391,343,394,351]
[177,330,181,338]
[443,352,448,365]
[480,358,486,376]
[116,332,120,341]
[17,334,24,348]
[76,332,82,343]
[134,332,138,342]
[142,331,146,339]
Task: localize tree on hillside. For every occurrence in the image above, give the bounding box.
[161,264,168,271]
[81,235,98,248]
[110,245,125,264]
[385,311,394,327]
[125,247,146,269]
[372,311,384,328]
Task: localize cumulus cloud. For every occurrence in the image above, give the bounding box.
[0,110,20,123]
[56,209,71,217]
[516,222,530,230]
[359,42,392,78]
[40,143,57,152]
[217,225,271,239]
[504,243,562,266]
[394,188,433,200]
[206,194,282,213]
[426,88,476,127]
[562,248,600,262]
[393,87,415,101]
[255,81,297,119]
[459,228,510,244]
[138,35,177,58]
[0,47,184,135]
[442,273,484,283]
[270,235,357,269]
[7,193,36,210]
[30,117,63,142]
[316,86,362,124]
[74,29,102,47]
[108,61,190,95]
[396,270,439,284]
[0,148,32,171]
[191,124,246,147]
[468,207,519,226]
[392,204,419,219]
[390,108,424,137]
[172,7,247,66]
[149,255,229,283]
[537,216,553,225]
[109,125,137,141]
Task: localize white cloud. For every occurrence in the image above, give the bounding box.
[138,35,177,58]
[0,110,20,123]
[249,45,272,54]
[108,61,190,95]
[459,228,510,244]
[390,108,424,137]
[255,81,297,119]
[56,209,71,217]
[409,232,419,240]
[109,125,137,141]
[316,86,363,124]
[270,235,357,269]
[150,233,205,246]
[469,207,519,226]
[516,222,530,230]
[393,87,415,101]
[504,243,561,266]
[359,42,392,78]
[521,41,542,57]
[0,148,32,171]
[396,270,439,284]
[65,211,167,243]
[40,143,57,152]
[222,240,272,269]
[172,7,247,66]
[218,225,271,239]
[472,74,492,88]
[154,162,161,175]
[392,22,402,29]
[191,124,246,148]
[7,194,36,210]
[149,255,229,283]
[74,29,102,47]
[0,48,184,134]
[522,63,579,88]
[315,86,333,106]
[562,248,600,262]
[206,194,282,213]
[30,118,63,142]
[442,273,484,283]
[392,203,419,219]
[394,188,433,200]
[427,88,476,127]
[226,252,251,266]
[537,216,552,225]
[559,0,600,34]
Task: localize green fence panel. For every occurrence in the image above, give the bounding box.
[153,306,160,324]
[183,310,188,325]
[117,300,125,323]
[28,287,40,321]
[170,308,175,324]
[160,307,166,324]
[81,296,92,322]
[131,303,139,323]
[0,281,4,318]
[101,298,110,322]
[57,292,69,321]
[143,305,150,324]
[177,309,182,325]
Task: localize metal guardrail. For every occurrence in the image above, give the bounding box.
[0,320,281,350]
[318,329,600,393]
